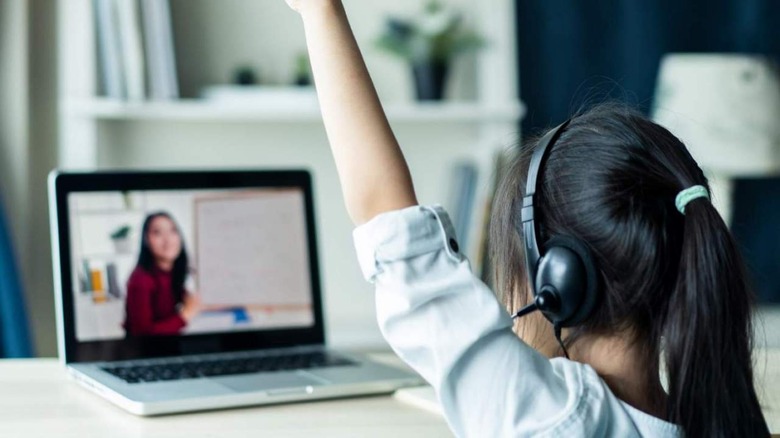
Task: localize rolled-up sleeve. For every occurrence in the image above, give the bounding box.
[353,205,595,437]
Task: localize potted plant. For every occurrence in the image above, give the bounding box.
[110,225,133,254]
[375,1,483,101]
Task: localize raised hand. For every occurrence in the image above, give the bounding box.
[179,292,202,322]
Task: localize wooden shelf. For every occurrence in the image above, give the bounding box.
[62,98,525,124]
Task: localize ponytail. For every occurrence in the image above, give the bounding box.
[663,195,769,437]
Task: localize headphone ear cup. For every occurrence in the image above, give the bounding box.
[537,236,599,327]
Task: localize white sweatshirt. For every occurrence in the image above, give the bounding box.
[353,205,681,438]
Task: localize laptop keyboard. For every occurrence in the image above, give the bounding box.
[101,351,356,384]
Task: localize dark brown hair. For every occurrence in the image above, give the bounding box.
[489,103,769,437]
[137,212,189,304]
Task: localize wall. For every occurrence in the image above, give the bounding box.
[27,0,59,357]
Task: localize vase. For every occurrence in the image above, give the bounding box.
[112,237,133,255]
[412,61,449,101]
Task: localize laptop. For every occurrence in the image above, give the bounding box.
[48,169,422,416]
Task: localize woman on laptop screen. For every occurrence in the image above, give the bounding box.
[124,212,201,336]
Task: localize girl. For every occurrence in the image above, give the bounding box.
[124,212,201,336]
[285,1,770,436]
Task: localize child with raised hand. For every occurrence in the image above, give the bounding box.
[284,1,770,437]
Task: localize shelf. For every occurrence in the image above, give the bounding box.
[73,208,143,215]
[82,253,136,260]
[62,98,525,124]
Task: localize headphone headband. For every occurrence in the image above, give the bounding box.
[520,120,572,277]
[513,118,599,355]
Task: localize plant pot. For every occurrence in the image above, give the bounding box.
[412,61,449,101]
[112,237,133,255]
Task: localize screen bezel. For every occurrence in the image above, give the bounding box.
[52,170,326,363]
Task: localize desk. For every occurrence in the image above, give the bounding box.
[757,349,780,434]
[1,351,778,437]
[0,356,453,438]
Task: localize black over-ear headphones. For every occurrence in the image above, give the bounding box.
[511,120,599,349]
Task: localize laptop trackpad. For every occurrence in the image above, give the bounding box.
[210,372,323,394]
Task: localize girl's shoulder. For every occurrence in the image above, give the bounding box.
[127,266,156,289]
[548,359,681,438]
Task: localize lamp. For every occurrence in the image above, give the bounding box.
[652,54,780,219]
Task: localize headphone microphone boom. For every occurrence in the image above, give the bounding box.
[511,288,560,319]
[512,119,600,356]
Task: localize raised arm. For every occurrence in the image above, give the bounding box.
[288,0,417,225]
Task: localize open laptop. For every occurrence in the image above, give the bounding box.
[48,169,422,416]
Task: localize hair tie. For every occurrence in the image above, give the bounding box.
[675,185,710,214]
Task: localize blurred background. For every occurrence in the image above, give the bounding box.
[0,0,778,358]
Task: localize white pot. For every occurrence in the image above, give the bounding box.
[112,237,133,255]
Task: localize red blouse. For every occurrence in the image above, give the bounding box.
[124,266,186,336]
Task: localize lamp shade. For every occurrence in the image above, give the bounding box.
[652,54,780,176]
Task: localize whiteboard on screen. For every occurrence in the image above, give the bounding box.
[194,190,312,307]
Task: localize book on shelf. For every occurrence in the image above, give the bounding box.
[94,0,126,99]
[81,259,124,302]
[93,0,179,100]
[140,0,179,99]
[106,262,122,299]
[115,0,146,100]
[90,265,106,303]
[81,259,93,293]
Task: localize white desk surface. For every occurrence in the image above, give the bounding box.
[1,350,778,437]
[0,354,453,438]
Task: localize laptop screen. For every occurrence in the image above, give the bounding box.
[51,171,325,363]
[68,187,315,342]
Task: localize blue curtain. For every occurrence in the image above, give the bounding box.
[514,0,780,305]
[516,0,780,132]
[0,197,33,357]
[731,178,780,304]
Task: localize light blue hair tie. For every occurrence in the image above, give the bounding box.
[675,185,710,214]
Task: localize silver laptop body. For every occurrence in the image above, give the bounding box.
[49,170,422,416]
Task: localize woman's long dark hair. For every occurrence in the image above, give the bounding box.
[137,212,189,304]
[490,104,769,437]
